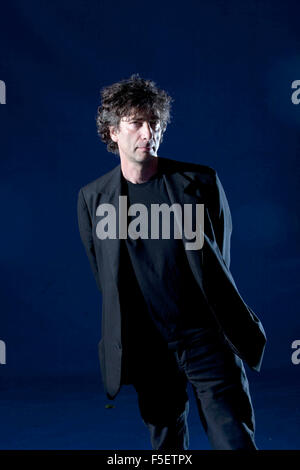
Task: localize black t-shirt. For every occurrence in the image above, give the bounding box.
[120,168,215,350]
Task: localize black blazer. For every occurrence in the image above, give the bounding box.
[77,157,266,399]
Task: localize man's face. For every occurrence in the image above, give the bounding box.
[109,110,163,164]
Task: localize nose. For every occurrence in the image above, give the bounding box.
[140,121,153,140]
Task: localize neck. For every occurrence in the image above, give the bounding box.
[120,156,159,184]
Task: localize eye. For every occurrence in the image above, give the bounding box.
[151,121,160,129]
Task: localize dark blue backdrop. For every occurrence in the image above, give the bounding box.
[0,0,299,450]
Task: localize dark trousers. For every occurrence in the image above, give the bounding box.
[127,327,257,450]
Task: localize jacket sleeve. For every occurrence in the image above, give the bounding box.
[77,188,102,293]
[212,173,233,270]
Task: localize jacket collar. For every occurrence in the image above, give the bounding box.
[98,157,205,202]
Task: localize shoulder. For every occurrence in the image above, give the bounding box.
[78,163,121,198]
[159,156,217,186]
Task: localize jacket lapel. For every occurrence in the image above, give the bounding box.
[97,165,124,287]
[162,165,207,292]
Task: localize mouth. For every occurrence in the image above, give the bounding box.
[138,146,152,151]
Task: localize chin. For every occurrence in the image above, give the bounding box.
[135,153,153,162]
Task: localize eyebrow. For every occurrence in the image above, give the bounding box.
[129,117,159,122]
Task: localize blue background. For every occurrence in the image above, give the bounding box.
[0,0,299,450]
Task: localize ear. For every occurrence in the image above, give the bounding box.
[109,126,118,143]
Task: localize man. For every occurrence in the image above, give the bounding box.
[77,74,266,450]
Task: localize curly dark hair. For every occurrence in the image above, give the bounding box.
[96,74,173,155]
